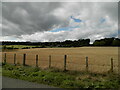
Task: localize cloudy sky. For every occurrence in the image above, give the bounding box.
[1,1,119,43]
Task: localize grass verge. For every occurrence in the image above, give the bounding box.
[2,63,120,88]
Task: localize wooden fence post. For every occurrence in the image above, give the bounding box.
[49,55,51,68]
[23,54,26,66]
[14,54,16,66]
[111,58,113,72]
[86,56,88,72]
[4,53,6,64]
[64,55,67,71]
[36,55,38,67]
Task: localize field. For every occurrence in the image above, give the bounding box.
[0,45,37,49]
[1,47,119,73]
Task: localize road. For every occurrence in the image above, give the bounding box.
[2,76,58,88]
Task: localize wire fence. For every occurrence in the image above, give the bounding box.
[1,52,119,73]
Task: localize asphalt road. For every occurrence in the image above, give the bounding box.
[2,76,57,88]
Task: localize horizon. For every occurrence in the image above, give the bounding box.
[1,37,119,45]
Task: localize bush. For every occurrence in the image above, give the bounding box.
[61,80,75,88]
[24,67,40,73]
[3,64,15,71]
[30,72,40,77]
[12,70,21,78]
[42,74,55,84]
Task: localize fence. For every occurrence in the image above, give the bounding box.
[1,53,118,73]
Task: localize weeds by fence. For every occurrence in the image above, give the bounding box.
[2,53,118,73]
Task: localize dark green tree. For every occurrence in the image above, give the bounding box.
[93,40,100,46]
[112,38,120,46]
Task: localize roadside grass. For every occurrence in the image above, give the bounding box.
[0,67,2,76]
[2,63,120,88]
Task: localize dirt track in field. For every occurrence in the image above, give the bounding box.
[1,47,119,73]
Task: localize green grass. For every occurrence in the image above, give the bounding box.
[0,45,78,49]
[2,63,120,88]
[1,45,37,49]
[0,67,2,76]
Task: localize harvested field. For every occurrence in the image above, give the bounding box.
[1,47,119,73]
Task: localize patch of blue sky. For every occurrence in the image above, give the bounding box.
[111,33,118,37]
[49,26,80,32]
[118,30,120,34]
[100,18,106,23]
[107,31,118,38]
[118,30,120,36]
[71,16,82,23]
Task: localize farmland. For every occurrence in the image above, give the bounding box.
[1,47,119,73]
[0,45,37,49]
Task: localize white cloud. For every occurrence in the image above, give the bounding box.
[20,17,118,43]
[2,0,120,2]
[0,36,25,41]
[2,2,118,43]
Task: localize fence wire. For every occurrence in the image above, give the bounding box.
[1,53,119,73]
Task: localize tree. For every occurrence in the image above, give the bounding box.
[93,40,100,46]
[99,41,106,46]
[112,38,120,46]
[3,45,6,49]
[104,38,114,46]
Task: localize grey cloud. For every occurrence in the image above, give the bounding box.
[1,2,118,42]
[2,2,69,36]
[99,2,118,21]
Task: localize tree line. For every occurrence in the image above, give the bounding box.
[1,37,120,49]
[93,37,120,46]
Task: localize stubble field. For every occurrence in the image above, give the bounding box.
[1,47,119,73]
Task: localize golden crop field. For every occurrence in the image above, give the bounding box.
[1,47,119,73]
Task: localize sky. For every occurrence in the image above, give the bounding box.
[0,1,119,43]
